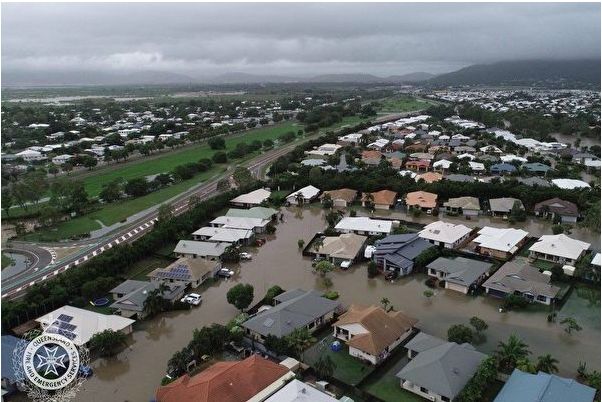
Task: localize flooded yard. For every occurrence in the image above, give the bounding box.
[65,206,600,402]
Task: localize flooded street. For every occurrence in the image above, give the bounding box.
[552,132,601,148]
[61,206,600,402]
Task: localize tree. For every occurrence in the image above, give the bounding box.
[143,288,168,318]
[380,297,390,311]
[363,192,375,211]
[217,178,230,192]
[286,327,313,359]
[48,165,59,177]
[157,203,173,225]
[447,324,474,344]
[322,194,333,209]
[212,151,228,163]
[469,317,488,335]
[516,358,537,374]
[312,237,324,254]
[297,239,305,249]
[367,261,379,278]
[2,191,13,217]
[167,348,191,377]
[263,285,284,305]
[560,317,582,334]
[99,179,122,203]
[456,356,498,402]
[67,181,89,214]
[226,283,254,311]
[496,334,531,373]
[423,289,434,300]
[536,354,559,374]
[124,177,149,197]
[89,329,128,357]
[295,192,305,207]
[314,260,334,278]
[232,167,253,188]
[83,156,98,170]
[208,137,226,150]
[314,355,336,379]
[188,194,201,209]
[509,200,526,222]
[503,294,529,310]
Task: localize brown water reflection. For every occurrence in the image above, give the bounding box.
[43,206,601,401]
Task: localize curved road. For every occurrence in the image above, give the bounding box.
[1,143,300,299]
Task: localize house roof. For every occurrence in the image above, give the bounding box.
[286,185,321,200]
[36,305,134,346]
[443,196,480,211]
[314,233,367,260]
[592,253,601,267]
[523,162,552,173]
[374,234,433,270]
[149,257,218,283]
[173,240,228,257]
[444,174,476,183]
[427,257,492,287]
[361,150,383,162]
[473,227,529,253]
[405,191,438,209]
[192,227,253,243]
[551,179,591,190]
[529,234,590,260]
[362,190,397,206]
[494,369,596,402]
[242,289,340,338]
[534,198,578,217]
[155,355,291,402]
[416,172,443,183]
[490,163,517,173]
[335,305,417,356]
[225,206,277,220]
[230,188,271,205]
[482,260,560,299]
[396,339,486,399]
[110,281,183,313]
[419,221,472,245]
[264,379,339,402]
[335,217,393,234]
[490,198,524,213]
[320,188,358,203]
[404,332,448,354]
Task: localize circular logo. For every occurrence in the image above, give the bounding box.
[22,333,80,390]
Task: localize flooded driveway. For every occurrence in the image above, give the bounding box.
[67,206,599,402]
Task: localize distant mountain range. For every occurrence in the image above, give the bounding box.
[2,60,599,87]
[427,59,601,87]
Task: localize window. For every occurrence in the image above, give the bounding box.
[420,387,429,394]
[442,396,450,402]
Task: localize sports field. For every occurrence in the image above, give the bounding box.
[378,96,433,113]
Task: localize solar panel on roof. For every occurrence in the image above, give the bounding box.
[263,318,275,328]
[57,314,73,322]
[58,322,77,332]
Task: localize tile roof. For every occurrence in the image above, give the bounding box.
[405,191,438,209]
[490,198,523,213]
[335,305,417,356]
[529,234,590,260]
[320,188,358,203]
[417,171,443,183]
[482,260,560,299]
[314,233,367,260]
[155,355,290,402]
[534,198,578,217]
[362,190,397,206]
[443,196,480,211]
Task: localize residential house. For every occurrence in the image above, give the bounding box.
[309,233,367,264]
[468,161,486,174]
[149,257,220,288]
[472,227,529,260]
[210,216,270,233]
[155,355,294,402]
[494,369,596,402]
[427,257,492,294]
[534,198,579,223]
[405,159,431,172]
[367,138,390,151]
[444,174,476,183]
[51,154,73,165]
[264,379,341,402]
[528,234,590,265]
[373,233,434,276]
[453,145,476,154]
[362,190,397,210]
[396,333,486,402]
[36,305,135,346]
[418,221,473,249]
[230,188,271,208]
[333,305,417,365]
[480,145,503,154]
[334,217,393,236]
[482,260,560,305]
[490,163,517,175]
[338,132,363,146]
[405,191,438,213]
[306,143,342,157]
[16,149,46,162]
[551,179,591,190]
[572,152,600,166]
[286,185,321,205]
[432,159,452,173]
[320,188,358,208]
[192,227,254,246]
[173,240,228,260]
[109,280,185,319]
[522,162,552,175]
[489,198,524,217]
[443,196,480,217]
[416,171,443,183]
[225,206,278,221]
[242,289,340,342]
[362,150,383,166]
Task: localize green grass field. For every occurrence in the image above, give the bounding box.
[82,121,299,197]
[378,97,432,113]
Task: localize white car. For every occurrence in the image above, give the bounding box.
[218,268,235,278]
[239,252,252,260]
[180,293,202,306]
[340,260,352,269]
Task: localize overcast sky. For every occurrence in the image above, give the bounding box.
[2,2,600,78]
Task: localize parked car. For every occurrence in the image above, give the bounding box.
[239,252,252,260]
[340,260,352,269]
[217,268,235,278]
[180,293,202,306]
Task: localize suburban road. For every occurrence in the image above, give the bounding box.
[1,142,301,300]
[1,111,415,300]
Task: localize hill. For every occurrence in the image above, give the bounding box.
[427,59,601,88]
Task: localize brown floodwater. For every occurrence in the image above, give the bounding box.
[14,206,601,402]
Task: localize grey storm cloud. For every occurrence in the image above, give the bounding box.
[1,2,600,77]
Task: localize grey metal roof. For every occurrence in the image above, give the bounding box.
[427,257,492,287]
[405,332,448,354]
[396,341,486,399]
[243,289,340,338]
[374,234,433,270]
[490,198,523,213]
[174,240,228,257]
[110,281,184,312]
[110,279,149,296]
[444,174,476,183]
[482,260,560,299]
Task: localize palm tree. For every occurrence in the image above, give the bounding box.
[295,192,305,207]
[143,288,165,318]
[286,328,313,359]
[363,192,375,211]
[380,297,390,311]
[313,237,324,254]
[496,334,531,373]
[516,358,537,374]
[536,354,559,374]
[314,355,336,379]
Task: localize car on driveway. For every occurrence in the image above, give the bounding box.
[217,268,235,278]
[239,252,252,260]
[180,293,202,305]
[340,260,352,269]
